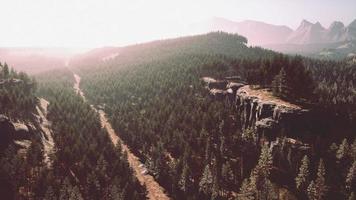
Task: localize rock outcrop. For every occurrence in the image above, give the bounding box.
[202,77,312,146]
[202,77,318,188]
[235,85,310,141]
[0,98,54,164]
[0,115,34,152]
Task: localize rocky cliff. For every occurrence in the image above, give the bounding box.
[202,77,313,146]
[0,98,54,165]
[203,77,313,187]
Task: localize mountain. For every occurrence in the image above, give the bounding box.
[285,19,356,44]
[286,20,326,44]
[0,48,79,74]
[193,17,356,58]
[326,21,345,42]
[190,17,293,45]
[345,19,356,41]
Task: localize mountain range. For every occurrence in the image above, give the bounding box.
[192,17,356,58]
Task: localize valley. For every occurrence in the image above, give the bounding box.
[72,72,170,200]
[1,0,356,199]
[0,29,355,200]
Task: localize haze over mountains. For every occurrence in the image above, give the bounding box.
[286,19,356,44]
[193,17,356,58]
[2,17,356,75]
[194,17,356,45]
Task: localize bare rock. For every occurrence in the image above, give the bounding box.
[13,122,31,140]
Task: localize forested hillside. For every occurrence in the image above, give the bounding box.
[72,32,356,199]
[36,68,147,199]
[1,64,147,199]
[0,63,42,199]
[1,32,355,200]
[0,62,37,120]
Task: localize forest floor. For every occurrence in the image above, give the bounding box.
[72,73,170,200]
[36,98,55,168]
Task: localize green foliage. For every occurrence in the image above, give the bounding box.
[237,143,275,200]
[34,68,147,199]
[346,161,356,192]
[199,164,214,195]
[337,138,350,160]
[0,62,38,120]
[315,159,327,200]
[296,155,310,191]
[272,67,289,98]
[307,180,317,200]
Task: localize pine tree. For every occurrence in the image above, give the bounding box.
[199,164,213,196]
[350,139,356,161]
[272,67,288,98]
[211,175,220,200]
[108,184,123,200]
[296,155,310,191]
[337,138,349,160]
[257,143,273,176]
[69,186,83,200]
[239,143,274,200]
[307,181,317,200]
[221,161,234,191]
[237,178,255,200]
[43,186,56,200]
[346,160,356,191]
[3,62,9,78]
[59,178,80,200]
[178,163,191,193]
[315,159,327,200]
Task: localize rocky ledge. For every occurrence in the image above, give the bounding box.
[0,115,34,152]
[235,85,310,140]
[202,77,311,143]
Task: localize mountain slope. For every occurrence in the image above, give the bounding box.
[190,17,293,45]
[286,20,326,44]
[0,48,72,74]
[191,17,356,58]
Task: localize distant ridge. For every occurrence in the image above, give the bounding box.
[192,17,356,58]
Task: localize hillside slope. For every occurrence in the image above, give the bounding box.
[71,32,356,199]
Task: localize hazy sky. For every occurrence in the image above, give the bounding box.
[1,0,355,47]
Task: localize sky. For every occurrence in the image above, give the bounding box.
[0,0,355,47]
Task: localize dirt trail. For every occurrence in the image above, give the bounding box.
[36,98,55,167]
[72,73,170,200]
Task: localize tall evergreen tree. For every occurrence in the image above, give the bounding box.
[346,160,356,192]
[315,159,327,200]
[199,164,213,196]
[307,181,317,200]
[178,163,191,193]
[237,178,255,200]
[44,186,56,200]
[272,67,288,98]
[337,139,350,161]
[296,155,310,192]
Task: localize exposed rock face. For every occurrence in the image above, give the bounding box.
[0,115,14,151]
[202,77,245,100]
[203,77,314,187]
[0,98,54,163]
[235,85,311,141]
[202,77,312,143]
[0,115,34,151]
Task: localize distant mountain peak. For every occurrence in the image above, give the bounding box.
[314,22,323,28]
[329,21,345,30]
[298,20,325,30]
[191,17,293,45]
[192,17,356,47]
[300,19,313,27]
[349,19,356,28]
